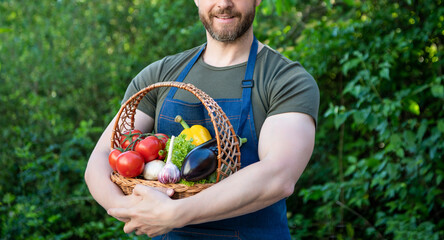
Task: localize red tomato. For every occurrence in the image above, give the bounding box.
[116,151,145,178]
[155,133,169,148]
[154,133,169,160]
[120,129,142,150]
[108,148,122,171]
[135,135,163,163]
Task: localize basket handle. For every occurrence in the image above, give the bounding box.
[111,81,241,182]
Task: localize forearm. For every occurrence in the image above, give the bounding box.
[84,117,128,210]
[85,110,155,210]
[85,148,127,210]
[177,159,299,226]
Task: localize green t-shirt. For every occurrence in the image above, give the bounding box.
[122,44,319,137]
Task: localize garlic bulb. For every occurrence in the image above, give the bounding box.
[158,136,181,184]
[158,162,180,184]
[143,160,165,180]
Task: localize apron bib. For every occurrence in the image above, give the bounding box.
[154,37,290,240]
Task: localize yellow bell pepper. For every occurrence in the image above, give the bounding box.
[174,115,212,146]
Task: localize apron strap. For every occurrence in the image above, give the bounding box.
[237,36,258,134]
[167,37,259,136]
[167,43,207,98]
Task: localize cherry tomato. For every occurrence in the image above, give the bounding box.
[135,135,163,163]
[108,148,122,171]
[155,133,169,148]
[116,151,145,178]
[155,133,169,160]
[120,129,142,150]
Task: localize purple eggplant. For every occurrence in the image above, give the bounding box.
[181,136,247,181]
[181,138,218,181]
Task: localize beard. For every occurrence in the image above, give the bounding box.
[199,6,256,42]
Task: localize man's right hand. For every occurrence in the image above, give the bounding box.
[112,186,174,222]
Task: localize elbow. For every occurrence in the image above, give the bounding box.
[264,163,298,199]
[280,181,295,198]
[271,174,296,199]
[84,164,92,187]
[269,165,298,199]
[84,169,89,186]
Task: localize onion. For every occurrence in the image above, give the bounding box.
[143,160,165,180]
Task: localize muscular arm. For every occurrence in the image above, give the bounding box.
[179,112,315,223]
[109,112,316,236]
[84,110,155,210]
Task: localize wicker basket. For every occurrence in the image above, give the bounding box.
[110,81,241,199]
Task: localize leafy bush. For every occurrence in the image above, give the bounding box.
[259,0,443,239]
[0,0,202,238]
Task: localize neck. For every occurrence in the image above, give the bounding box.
[202,31,263,67]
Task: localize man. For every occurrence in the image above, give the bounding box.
[84,0,319,239]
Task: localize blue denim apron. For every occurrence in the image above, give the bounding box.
[153,37,291,240]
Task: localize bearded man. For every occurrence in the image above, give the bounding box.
[85,0,319,239]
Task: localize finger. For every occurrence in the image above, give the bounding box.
[155,187,175,197]
[133,184,174,197]
[123,221,138,234]
[133,184,153,197]
[126,193,143,205]
[107,208,131,220]
[146,227,170,238]
[115,217,130,223]
[135,229,145,236]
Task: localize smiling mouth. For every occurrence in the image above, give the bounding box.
[210,9,239,20]
[215,15,234,19]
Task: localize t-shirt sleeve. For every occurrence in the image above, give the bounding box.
[121,60,164,118]
[120,47,200,119]
[267,62,320,126]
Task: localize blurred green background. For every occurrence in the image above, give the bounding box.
[1,0,443,239]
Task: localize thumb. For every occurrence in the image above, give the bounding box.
[154,186,175,197]
[132,184,153,197]
[133,184,174,197]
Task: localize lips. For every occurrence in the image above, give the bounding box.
[215,14,234,19]
[210,9,240,20]
[216,16,233,20]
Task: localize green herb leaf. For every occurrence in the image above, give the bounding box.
[165,134,195,169]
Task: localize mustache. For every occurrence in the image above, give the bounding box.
[209,8,241,18]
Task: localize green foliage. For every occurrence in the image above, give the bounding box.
[0,0,203,238]
[165,134,196,169]
[1,0,443,239]
[260,0,443,239]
